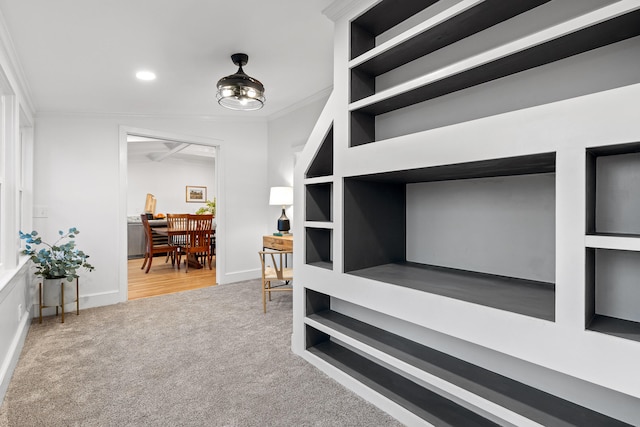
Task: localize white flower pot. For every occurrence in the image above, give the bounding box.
[42,278,77,308]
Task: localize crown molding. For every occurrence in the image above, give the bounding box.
[323,0,375,22]
[34,110,269,123]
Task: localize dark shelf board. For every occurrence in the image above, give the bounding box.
[306,260,333,271]
[350,0,438,59]
[353,9,640,117]
[308,312,631,427]
[351,0,550,101]
[346,152,556,184]
[348,262,555,321]
[308,339,499,426]
[587,141,640,157]
[587,232,640,239]
[351,0,435,39]
[588,315,640,343]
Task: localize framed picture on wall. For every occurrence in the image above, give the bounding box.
[186,185,207,202]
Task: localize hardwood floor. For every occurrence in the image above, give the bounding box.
[127,255,216,300]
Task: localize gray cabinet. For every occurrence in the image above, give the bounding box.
[127,222,145,259]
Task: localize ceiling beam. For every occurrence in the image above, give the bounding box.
[147,142,191,162]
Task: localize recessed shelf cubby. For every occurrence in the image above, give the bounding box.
[586,248,640,343]
[349,5,640,146]
[306,227,332,270]
[343,153,556,320]
[305,182,332,222]
[305,125,333,179]
[586,142,640,237]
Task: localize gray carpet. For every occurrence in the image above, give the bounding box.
[0,280,402,426]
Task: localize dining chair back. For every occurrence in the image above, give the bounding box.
[182,214,214,273]
[167,213,189,248]
[258,250,293,313]
[140,214,177,273]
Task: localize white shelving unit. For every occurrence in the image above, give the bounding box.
[293,0,640,425]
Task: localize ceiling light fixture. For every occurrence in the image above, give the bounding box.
[216,53,265,111]
[136,70,156,81]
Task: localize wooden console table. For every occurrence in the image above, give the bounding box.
[263,234,293,251]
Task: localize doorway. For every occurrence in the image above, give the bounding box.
[118,126,222,301]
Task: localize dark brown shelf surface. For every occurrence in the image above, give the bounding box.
[348,262,555,321]
[588,315,640,343]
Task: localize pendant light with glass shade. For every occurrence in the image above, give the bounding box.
[216,53,265,111]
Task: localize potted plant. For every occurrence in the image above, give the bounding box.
[19,227,94,307]
[195,198,216,216]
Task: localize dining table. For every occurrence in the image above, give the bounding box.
[153,221,216,269]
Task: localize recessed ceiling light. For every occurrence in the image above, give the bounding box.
[136,71,156,81]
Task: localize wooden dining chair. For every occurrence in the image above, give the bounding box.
[258,250,293,313]
[182,214,214,273]
[166,213,189,265]
[140,214,177,273]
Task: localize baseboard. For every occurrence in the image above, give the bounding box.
[220,269,261,284]
[0,309,31,405]
[32,289,121,318]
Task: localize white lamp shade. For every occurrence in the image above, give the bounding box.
[269,186,293,206]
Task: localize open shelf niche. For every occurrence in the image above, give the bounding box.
[305,124,333,179]
[585,141,640,342]
[304,123,334,270]
[304,290,629,426]
[305,182,332,222]
[343,152,557,321]
[349,3,640,146]
[306,227,332,270]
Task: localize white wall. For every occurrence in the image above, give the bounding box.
[32,114,269,311]
[266,91,331,232]
[127,155,216,216]
[406,173,556,283]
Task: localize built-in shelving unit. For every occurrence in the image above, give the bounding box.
[304,124,334,270]
[349,2,640,146]
[586,141,640,343]
[294,0,640,424]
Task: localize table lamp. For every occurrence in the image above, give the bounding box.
[269,186,293,234]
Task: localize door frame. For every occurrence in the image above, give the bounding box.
[118,126,223,301]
